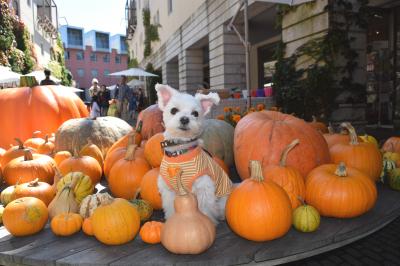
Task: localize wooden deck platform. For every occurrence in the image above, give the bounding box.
[0,183,399,266]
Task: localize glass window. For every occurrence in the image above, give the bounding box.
[115,55,121,64]
[104,69,110,76]
[76,51,84,60]
[40,43,44,55]
[64,51,70,60]
[95,32,109,50]
[77,68,85,77]
[120,36,127,53]
[168,0,173,14]
[91,69,98,78]
[90,53,97,62]
[67,28,83,46]
[103,54,110,63]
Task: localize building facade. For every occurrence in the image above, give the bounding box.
[60,26,128,90]
[10,0,59,67]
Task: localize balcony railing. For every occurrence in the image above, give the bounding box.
[36,0,58,39]
[125,0,137,40]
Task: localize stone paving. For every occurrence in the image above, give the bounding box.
[286,216,400,266]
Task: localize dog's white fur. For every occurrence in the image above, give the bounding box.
[155,83,227,224]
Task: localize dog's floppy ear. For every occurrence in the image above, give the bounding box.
[195,92,220,115]
[155,84,178,111]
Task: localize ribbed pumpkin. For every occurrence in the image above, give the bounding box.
[3,197,48,236]
[23,131,45,150]
[82,217,94,236]
[0,138,36,168]
[53,151,72,167]
[48,177,80,219]
[382,137,400,153]
[37,135,55,155]
[263,139,306,209]
[3,150,55,185]
[1,185,17,205]
[308,116,328,134]
[388,168,400,191]
[200,119,235,167]
[144,133,164,168]
[56,171,94,203]
[0,81,88,150]
[305,163,377,218]
[140,221,163,244]
[106,130,142,157]
[59,148,102,185]
[140,168,162,210]
[80,139,104,168]
[14,178,56,206]
[136,104,165,140]
[129,197,153,223]
[79,193,114,218]
[109,145,151,199]
[92,198,141,245]
[234,111,330,180]
[226,160,292,241]
[330,123,382,181]
[292,200,320,233]
[51,213,83,236]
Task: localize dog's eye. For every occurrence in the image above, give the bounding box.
[170,108,179,115]
[191,111,199,117]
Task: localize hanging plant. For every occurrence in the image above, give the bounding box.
[143,8,160,58]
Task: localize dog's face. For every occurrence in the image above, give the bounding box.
[155,84,220,140]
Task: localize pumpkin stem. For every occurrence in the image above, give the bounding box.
[24,149,33,161]
[73,145,80,158]
[334,162,348,177]
[280,139,300,167]
[134,188,141,199]
[125,144,137,161]
[297,196,307,206]
[44,135,49,144]
[15,138,24,149]
[28,178,40,187]
[127,133,137,147]
[249,160,264,182]
[136,120,143,133]
[340,122,358,145]
[53,166,63,188]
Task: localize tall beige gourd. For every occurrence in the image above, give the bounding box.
[161,168,216,254]
[48,177,79,219]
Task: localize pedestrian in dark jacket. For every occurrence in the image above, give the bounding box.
[98,84,111,116]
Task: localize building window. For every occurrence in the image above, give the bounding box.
[90,53,97,62]
[120,36,127,53]
[168,0,173,14]
[27,0,31,7]
[103,54,110,63]
[104,69,110,76]
[115,55,121,64]
[154,10,160,24]
[40,43,44,55]
[67,28,83,46]
[95,32,109,50]
[91,69,98,78]
[76,51,84,60]
[77,68,85,77]
[65,51,70,60]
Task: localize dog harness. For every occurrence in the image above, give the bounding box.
[159,146,232,197]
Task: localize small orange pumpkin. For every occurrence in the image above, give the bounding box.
[107,131,142,157]
[82,217,94,236]
[53,151,72,166]
[37,135,55,155]
[24,131,45,150]
[140,168,162,210]
[80,139,104,168]
[140,221,163,244]
[51,212,83,236]
[144,133,164,168]
[1,138,36,167]
[382,137,400,153]
[13,178,56,206]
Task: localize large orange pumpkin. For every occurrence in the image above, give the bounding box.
[263,139,306,209]
[59,148,102,185]
[0,138,36,168]
[3,150,56,185]
[140,168,162,210]
[108,145,151,199]
[144,133,164,168]
[226,160,292,241]
[305,163,377,218]
[330,123,382,181]
[234,111,330,180]
[136,104,165,140]
[3,197,48,236]
[382,137,400,153]
[0,83,88,150]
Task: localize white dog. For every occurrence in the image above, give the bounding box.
[156,84,232,224]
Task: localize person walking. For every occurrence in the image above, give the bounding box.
[90,95,101,119]
[98,84,111,116]
[89,78,100,100]
[114,76,131,121]
[40,69,56,85]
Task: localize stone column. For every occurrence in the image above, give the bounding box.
[162,61,179,89]
[209,23,246,91]
[178,49,204,94]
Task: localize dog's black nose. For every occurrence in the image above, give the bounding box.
[180,116,190,125]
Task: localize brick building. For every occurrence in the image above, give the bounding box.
[59,26,128,92]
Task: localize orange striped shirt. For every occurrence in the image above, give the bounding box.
[160,147,232,197]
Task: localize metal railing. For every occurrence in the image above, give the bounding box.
[125,0,137,40]
[36,0,58,39]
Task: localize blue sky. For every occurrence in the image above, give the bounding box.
[56,0,127,35]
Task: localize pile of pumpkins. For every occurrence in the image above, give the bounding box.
[0,106,399,255]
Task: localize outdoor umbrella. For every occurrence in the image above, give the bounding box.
[108,68,158,77]
[228,0,314,109]
[127,79,145,87]
[24,70,61,83]
[0,66,21,84]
